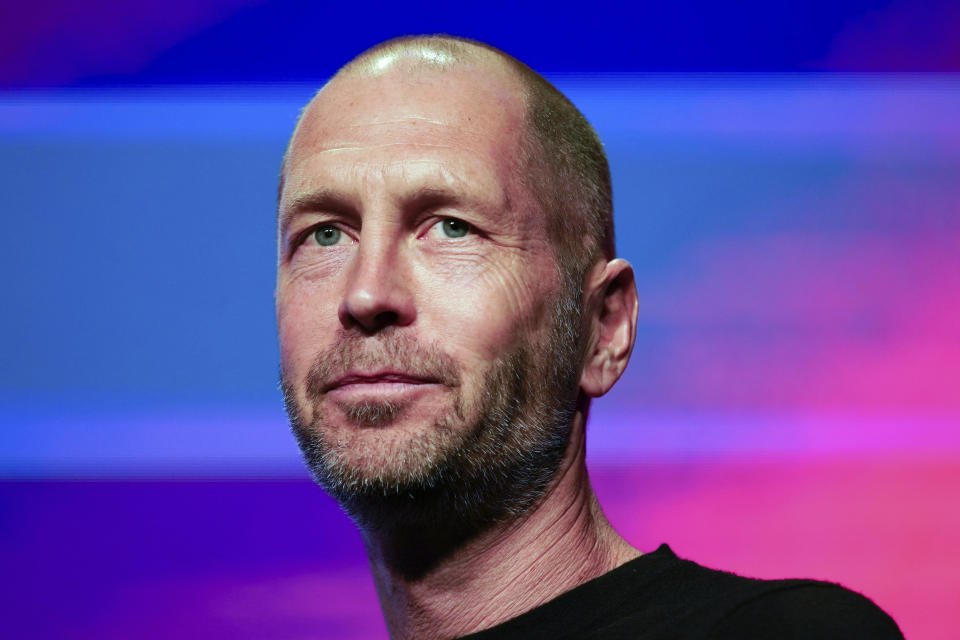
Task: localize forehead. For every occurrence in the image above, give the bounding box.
[282,65,530,201]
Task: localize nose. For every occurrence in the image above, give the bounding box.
[338,234,416,333]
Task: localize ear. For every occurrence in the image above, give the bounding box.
[579,258,638,398]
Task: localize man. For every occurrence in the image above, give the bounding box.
[276,35,902,639]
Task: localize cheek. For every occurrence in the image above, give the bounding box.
[276,282,339,381]
[414,255,558,363]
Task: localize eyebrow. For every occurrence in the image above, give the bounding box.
[278,188,356,237]
[405,186,469,211]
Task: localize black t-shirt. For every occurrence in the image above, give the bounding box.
[460,544,903,639]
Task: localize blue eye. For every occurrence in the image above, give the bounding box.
[313,226,341,246]
[441,218,470,238]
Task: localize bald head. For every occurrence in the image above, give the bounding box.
[280,35,614,283]
[338,35,506,78]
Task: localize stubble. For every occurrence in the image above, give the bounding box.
[281,286,583,549]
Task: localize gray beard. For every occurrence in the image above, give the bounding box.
[281,285,584,551]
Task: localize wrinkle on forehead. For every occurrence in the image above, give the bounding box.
[301,142,463,154]
[363,116,448,126]
[293,115,505,157]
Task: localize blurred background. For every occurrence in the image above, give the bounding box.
[1,1,958,638]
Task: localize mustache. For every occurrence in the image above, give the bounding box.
[304,329,461,400]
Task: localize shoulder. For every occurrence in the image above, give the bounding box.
[591,546,903,640]
[662,551,906,640]
[703,579,903,640]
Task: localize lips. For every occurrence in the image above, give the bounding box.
[324,370,440,392]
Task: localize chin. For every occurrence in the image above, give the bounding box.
[297,403,468,488]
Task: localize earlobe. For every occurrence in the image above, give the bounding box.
[579,259,638,398]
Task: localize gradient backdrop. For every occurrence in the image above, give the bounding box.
[1,2,958,638]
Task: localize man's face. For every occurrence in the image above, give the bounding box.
[276,63,582,530]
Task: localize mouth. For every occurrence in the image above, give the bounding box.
[324,370,442,393]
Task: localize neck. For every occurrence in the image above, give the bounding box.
[361,410,639,640]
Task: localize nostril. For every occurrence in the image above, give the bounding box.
[366,310,400,333]
[340,305,403,334]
